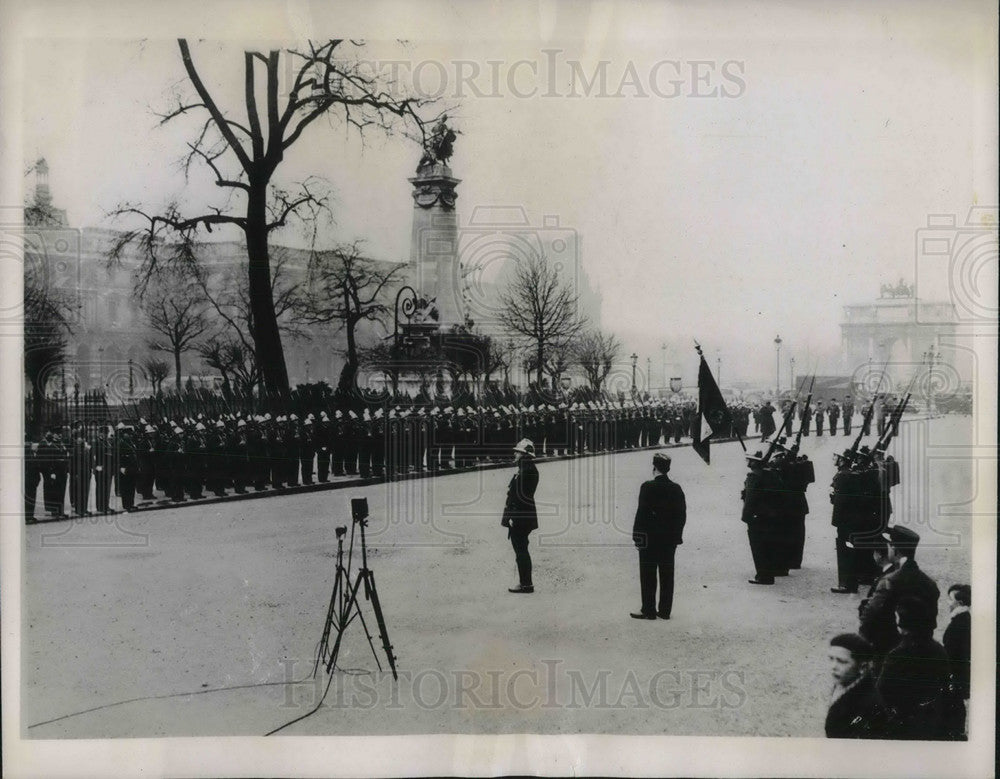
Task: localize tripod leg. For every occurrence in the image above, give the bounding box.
[365,569,398,680]
[326,573,366,675]
[352,592,385,674]
[314,567,344,677]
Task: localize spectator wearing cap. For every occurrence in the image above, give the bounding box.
[825,633,883,739]
[942,584,971,738]
[860,526,940,658]
[857,538,899,660]
[631,451,687,619]
[876,596,951,740]
[501,439,539,593]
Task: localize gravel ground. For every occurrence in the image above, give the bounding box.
[23,415,973,739]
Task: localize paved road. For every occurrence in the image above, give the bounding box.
[23,415,973,738]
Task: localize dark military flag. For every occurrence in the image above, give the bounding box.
[692,343,735,465]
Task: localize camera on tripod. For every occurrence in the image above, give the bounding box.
[335,525,347,538]
[351,497,369,523]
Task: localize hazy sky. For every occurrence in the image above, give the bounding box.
[18,1,997,386]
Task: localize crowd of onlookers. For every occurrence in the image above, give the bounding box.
[825,525,970,740]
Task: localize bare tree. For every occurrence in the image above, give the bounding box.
[574,330,622,391]
[184,246,306,396]
[23,170,74,433]
[141,357,170,395]
[497,253,587,387]
[142,269,211,391]
[108,40,435,397]
[197,336,260,397]
[297,241,406,391]
[24,265,71,431]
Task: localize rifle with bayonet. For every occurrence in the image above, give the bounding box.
[760,375,809,463]
[788,375,816,455]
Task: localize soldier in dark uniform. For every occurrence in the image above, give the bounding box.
[68,425,94,517]
[815,400,825,436]
[426,408,441,472]
[860,399,873,436]
[386,410,401,478]
[232,419,249,493]
[205,420,226,497]
[345,411,361,475]
[117,424,140,511]
[800,402,813,437]
[248,418,268,491]
[93,426,116,513]
[316,412,332,482]
[39,428,69,519]
[828,399,841,436]
[415,409,430,470]
[357,411,373,479]
[631,452,687,619]
[300,415,317,484]
[777,446,815,571]
[502,438,539,593]
[830,450,883,593]
[331,410,346,476]
[742,451,784,584]
[267,416,284,488]
[371,409,386,478]
[842,394,855,436]
[136,424,156,500]
[25,435,42,522]
[284,414,301,486]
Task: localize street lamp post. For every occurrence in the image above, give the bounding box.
[773,336,782,394]
[128,358,134,396]
[646,357,651,391]
[630,353,638,392]
[305,359,310,383]
[789,356,795,390]
[923,348,942,416]
[661,343,668,388]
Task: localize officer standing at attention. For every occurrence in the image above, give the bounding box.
[631,452,687,619]
[501,438,539,593]
[842,394,855,436]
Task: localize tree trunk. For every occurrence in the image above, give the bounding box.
[536,342,544,387]
[174,348,182,392]
[245,189,290,398]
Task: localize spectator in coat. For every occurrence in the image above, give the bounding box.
[942,583,971,739]
[859,526,939,657]
[877,597,951,740]
[825,633,883,739]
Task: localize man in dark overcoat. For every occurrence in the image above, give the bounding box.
[631,452,687,619]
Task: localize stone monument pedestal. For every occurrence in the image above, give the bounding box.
[409,162,464,328]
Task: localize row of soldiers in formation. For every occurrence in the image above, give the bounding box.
[740,392,904,586]
[25,398,727,520]
[741,393,971,739]
[752,394,898,440]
